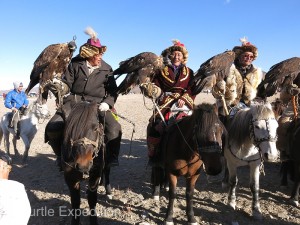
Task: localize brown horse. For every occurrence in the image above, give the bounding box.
[152,103,227,225]
[62,101,104,225]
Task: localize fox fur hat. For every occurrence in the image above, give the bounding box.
[161,39,188,65]
[232,37,258,60]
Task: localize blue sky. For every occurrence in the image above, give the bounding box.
[0,0,300,90]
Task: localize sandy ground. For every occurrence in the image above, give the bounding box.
[0,93,299,225]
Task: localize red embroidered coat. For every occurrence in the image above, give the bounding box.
[152,65,195,117]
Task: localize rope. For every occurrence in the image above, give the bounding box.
[110,111,136,156]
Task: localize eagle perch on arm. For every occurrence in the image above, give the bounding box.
[25,37,77,104]
[190,50,235,95]
[114,52,165,94]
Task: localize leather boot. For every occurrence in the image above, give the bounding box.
[147,137,160,166]
[106,137,121,167]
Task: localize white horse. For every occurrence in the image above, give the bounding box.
[223,102,278,219]
[0,101,50,163]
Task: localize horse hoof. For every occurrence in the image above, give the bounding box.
[106,194,113,200]
[153,195,159,201]
[289,199,299,207]
[228,200,236,210]
[252,210,263,220]
[188,222,199,225]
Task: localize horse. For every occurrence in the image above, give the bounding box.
[0,101,50,163]
[223,102,278,219]
[285,118,300,206]
[61,101,104,225]
[151,103,226,225]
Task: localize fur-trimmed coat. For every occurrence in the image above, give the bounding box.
[152,65,195,117]
[215,63,264,112]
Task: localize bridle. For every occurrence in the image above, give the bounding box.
[62,126,103,171]
[229,117,277,175]
[194,122,223,154]
[249,117,277,146]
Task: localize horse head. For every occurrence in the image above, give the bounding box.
[194,103,226,175]
[250,102,278,162]
[63,102,103,173]
[31,101,51,120]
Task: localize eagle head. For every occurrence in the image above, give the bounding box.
[68,40,77,53]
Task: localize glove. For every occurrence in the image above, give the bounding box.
[286,84,300,96]
[212,80,226,98]
[140,82,161,99]
[99,102,110,112]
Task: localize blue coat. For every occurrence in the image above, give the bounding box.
[4,90,29,109]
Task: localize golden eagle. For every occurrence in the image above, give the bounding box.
[114,52,164,94]
[257,57,300,98]
[25,37,77,104]
[190,50,235,95]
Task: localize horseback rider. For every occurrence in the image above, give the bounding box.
[275,81,300,161]
[212,38,264,124]
[140,40,196,165]
[45,28,122,170]
[4,81,29,139]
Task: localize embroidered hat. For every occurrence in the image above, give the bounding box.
[79,27,107,58]
[161,39,189,65]
[13,81,23,90]
[232,37,258,60]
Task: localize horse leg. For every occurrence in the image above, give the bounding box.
[21,137,31,164]
[65,173,82,225]
[164,173,177,225]
[3,130,11,155]
[69,186,81,225]
[103,166,113,199]
[151,166,162,200]
[249,163,262,220]
[186,175,199,225]
[280,161,289,187]
[12,136,20,157]
[227,163,238,210]
[87,168,102,225]
[290,162,300,207]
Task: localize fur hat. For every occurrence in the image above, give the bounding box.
[232,37,258,60]
[79,27,107,58]
[13,81,23,90]
[161,39,189,65]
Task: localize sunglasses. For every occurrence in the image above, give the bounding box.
[243,54,254,60]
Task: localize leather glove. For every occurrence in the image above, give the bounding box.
[140,82,162,99]
[212,80,226,98]
[99,102,110,112]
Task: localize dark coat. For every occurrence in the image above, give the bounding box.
[63,56,118,107]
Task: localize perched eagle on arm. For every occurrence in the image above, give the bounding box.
[114,52,164,94]
[25,38,77,104]
[190,50,235,95]
[257,57,300,98]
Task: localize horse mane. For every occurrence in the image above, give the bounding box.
[63,101,99,148]
[193,103,223,143]
[228,103,275,147]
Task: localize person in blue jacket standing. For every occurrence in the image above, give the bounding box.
[4,81,29,139]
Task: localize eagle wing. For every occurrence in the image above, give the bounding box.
[25,43,71,94]
[257,57,300,97]
[191,50,235,95]
[114,52,164,94]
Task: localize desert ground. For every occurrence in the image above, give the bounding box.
[0,93,299,225]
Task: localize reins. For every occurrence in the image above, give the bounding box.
[109,110,136,156]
